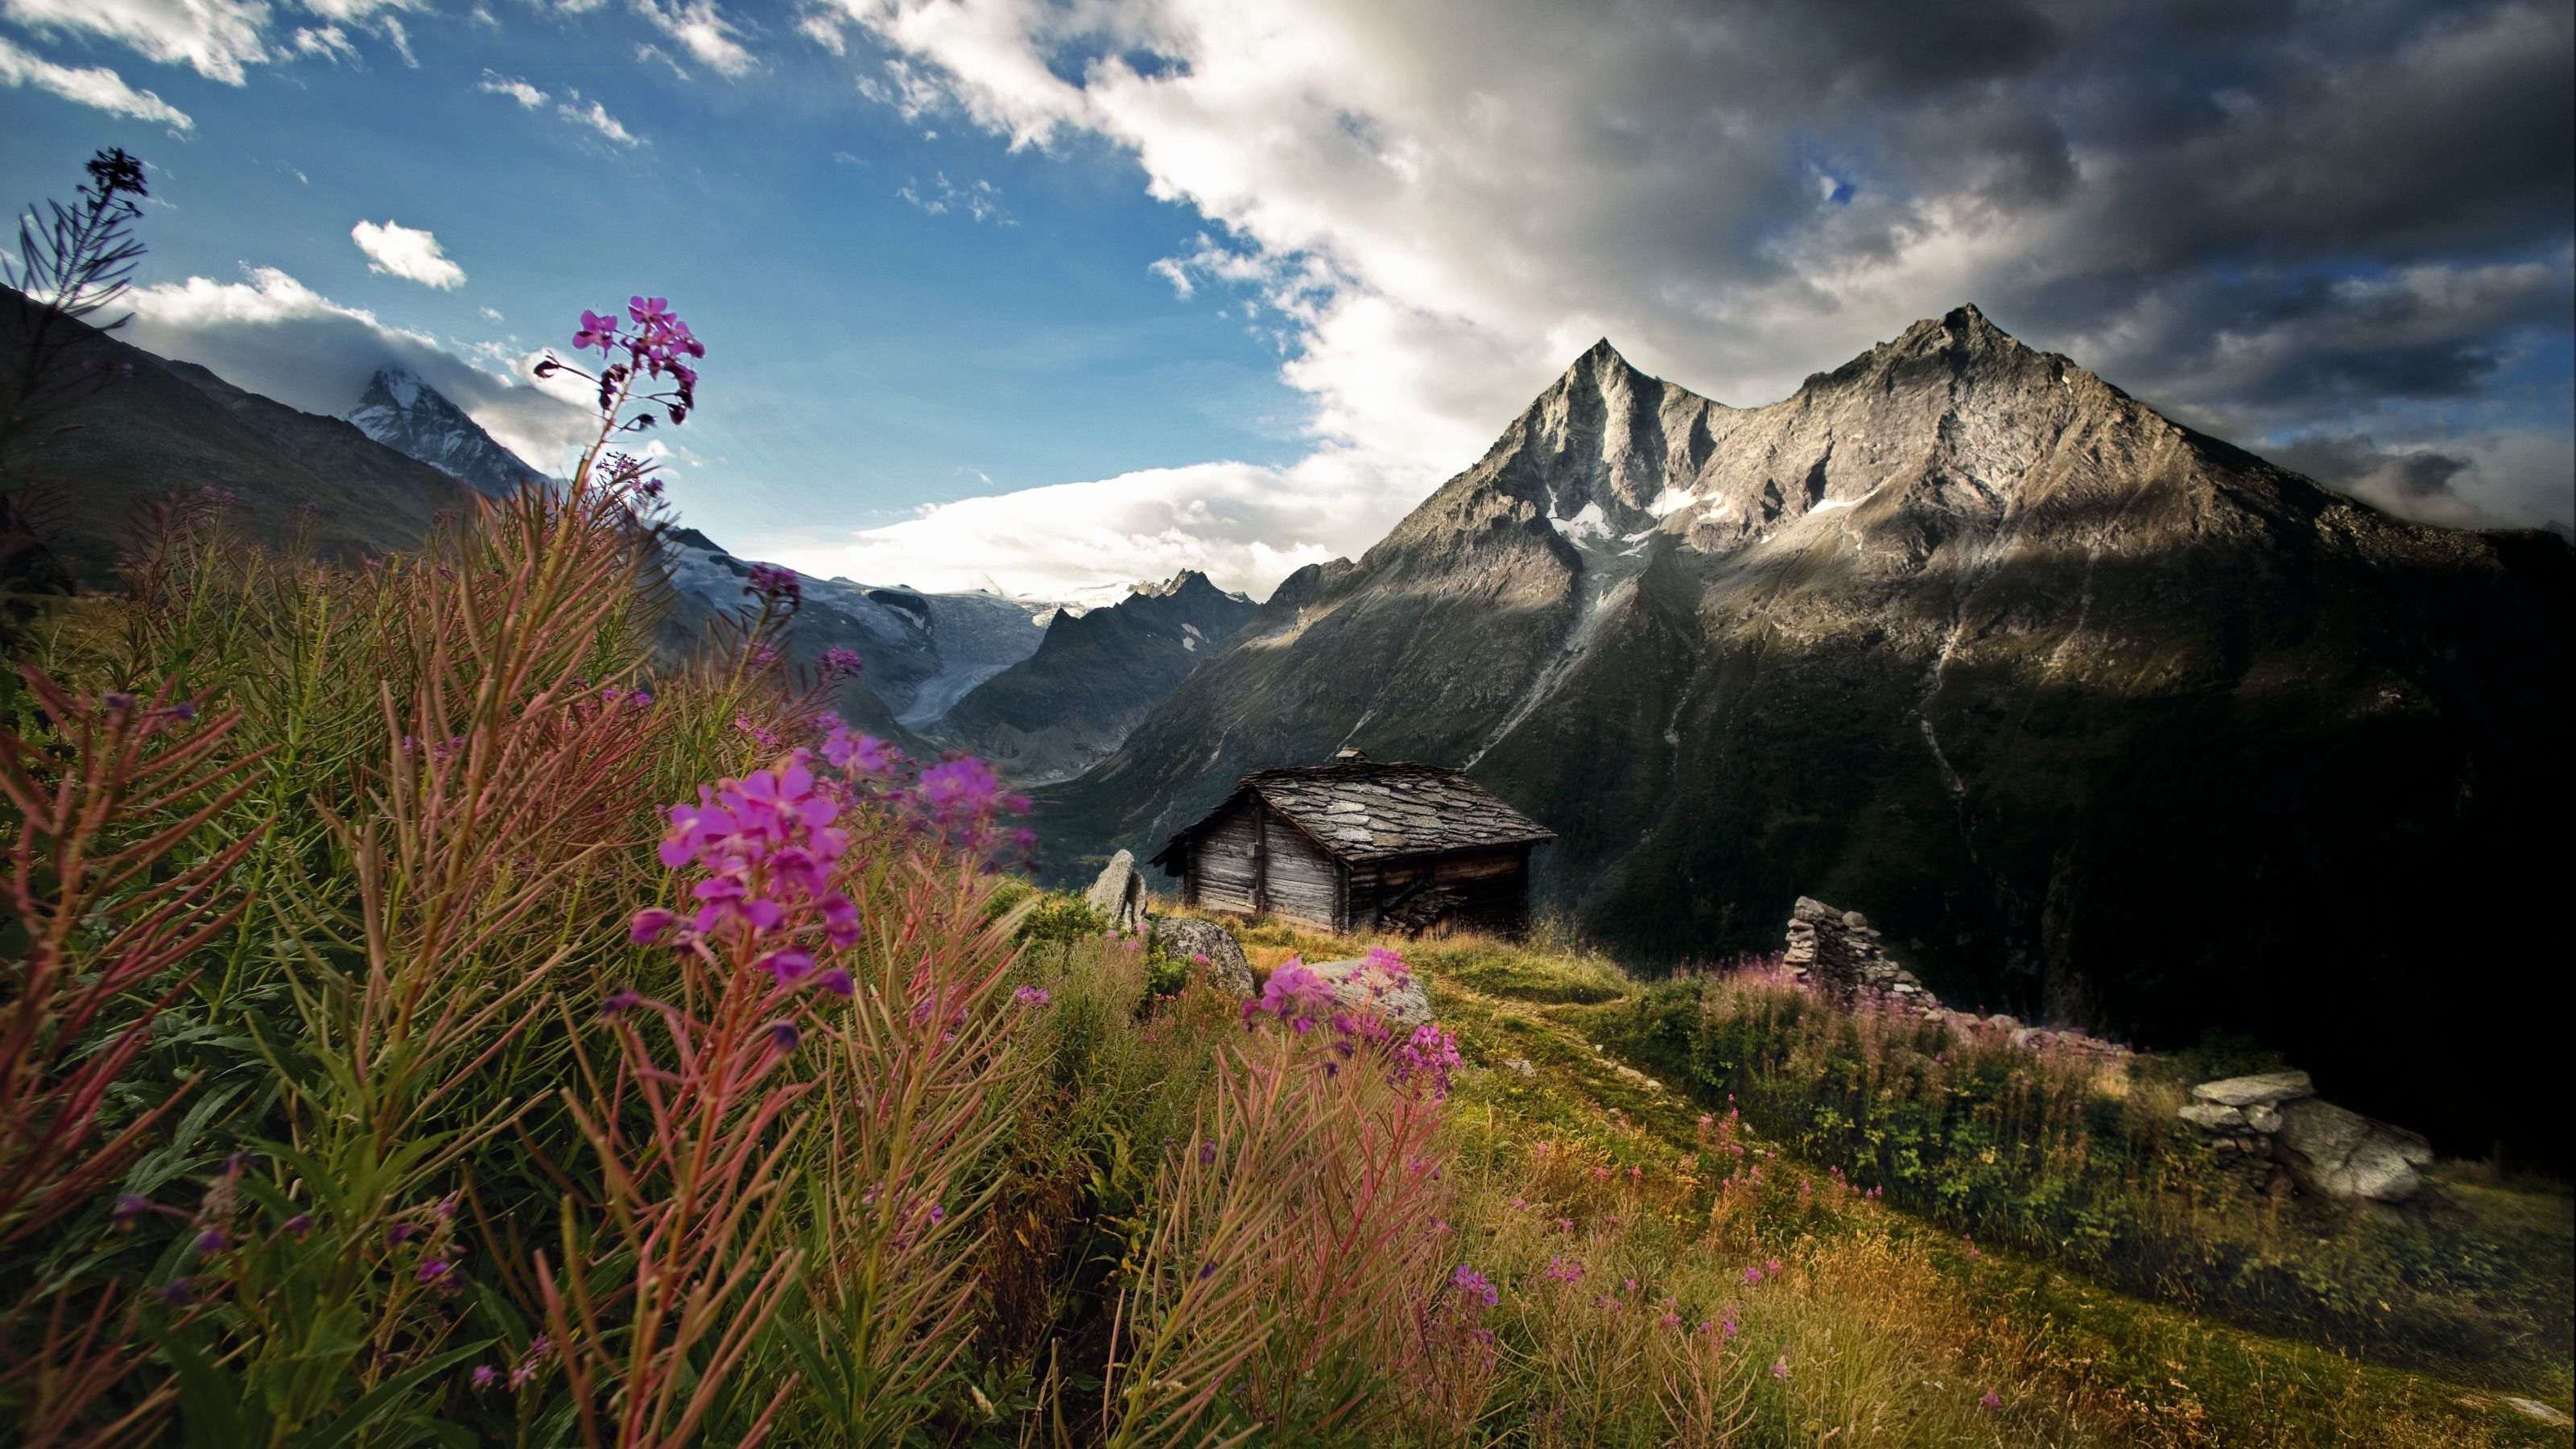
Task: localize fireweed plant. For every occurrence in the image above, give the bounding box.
[3,288,2559,1449]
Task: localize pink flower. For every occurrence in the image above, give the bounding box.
[1014,985,1051,1006]
[630,907,679,944]
[1770,1356,1790,1381]
[755,947,815,985]
[1980,1391,2003,1411]
[815,966,856,997]
[819,646,865,678]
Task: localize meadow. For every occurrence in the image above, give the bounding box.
[2,297,2570,1447]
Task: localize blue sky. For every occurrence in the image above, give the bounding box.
[4,0,2570,597]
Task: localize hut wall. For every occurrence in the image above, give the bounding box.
[1191,799,1261,915]
[1354,847,1532,934]
[1435,846,1533,933]
[1260,808,1346,931]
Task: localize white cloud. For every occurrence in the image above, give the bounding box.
[638,0,753,78]
[0,35,193,130]
[292,24,359,64]
[895,171,1006,223]
[635,41,687,79]
[124,265,597,473]
[757,447,1422,599]
[800,0,2574,593]
[0,0,270,83]
[558,94,642,146]
[478,304,505,322]
[351,220,466,289]
[477,69,547,107]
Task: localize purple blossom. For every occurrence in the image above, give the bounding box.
[158,1278,192,1307]
[111,1194,151,1222]
[1980,1391,2003,1411]
[1771,1356,1790,1381]
[601,988,646,1017]
[1197,1140,1218,1166]
[1451,1265,1499,1307]
[472,1364,499,1391]
[819,646,865,679]
[1542,1256,1585,1283]
[416,1259,454,1286]
[192,1228,229,1255]
[755,947,815,985]
[629,907,679,945]
[815,966,856,997]
[1015,985,1051,1007]
[282,1213,313,1238]
[745,563,801,609]
[766,1019,801,1051]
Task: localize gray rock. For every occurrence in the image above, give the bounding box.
[1501,1057,1537,1079]
[1307,955,1433,1028]
[2190,1071,2314,1110]
[1084,848,1146,934]
[2178,1101,2247,1133]
[1148,915,1254,997]
[2501,1397,2572,1427]
[2275,1097,2434,1203]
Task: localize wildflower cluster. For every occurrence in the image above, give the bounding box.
[631,751,862,1001]
[551,294,704,426]
[819,715,1034,863]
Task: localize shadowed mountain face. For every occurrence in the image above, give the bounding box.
[2,289,475,588]
[1036,307,2574,1158]
[934,570,1257,783]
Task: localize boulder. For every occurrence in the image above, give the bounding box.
[1148,915,1255,997]
[1084,848,1146,934]
[1307,955,1434,1028]
[2275,1097,2435,1203]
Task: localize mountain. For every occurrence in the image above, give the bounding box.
[1,287,475,588]
[345,366,550,497]
[1034,306,2573,1157]
[933,570,1257,782]
[654,527,1055,749]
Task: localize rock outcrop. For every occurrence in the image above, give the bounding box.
[1783,897,1929,1002]
[1084,849,1147,934]
[2177,1071,2435,1204]
[1147,915,1254,997]
[1781,898,2132,1060]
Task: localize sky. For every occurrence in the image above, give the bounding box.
[3,0,2570,600]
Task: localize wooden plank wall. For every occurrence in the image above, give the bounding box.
[1191,799,1261,915]
[1261,808,1346,931]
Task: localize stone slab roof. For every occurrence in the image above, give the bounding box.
[1153,760,1555,866]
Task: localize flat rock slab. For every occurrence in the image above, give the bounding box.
[1307,956,1433,1028]
[2190,1071,2314,1110]
[1148,916,1254,997]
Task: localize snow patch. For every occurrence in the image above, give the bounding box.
[1647,487,1700,518]
[1810,497,1854,514]
[1550,501,1611,547]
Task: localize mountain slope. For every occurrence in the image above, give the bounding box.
[1,289,474,588]
[345,366,550,496]
[1035,306,2574,1156]
[654,527,1054,749]
[934,570,1257,782]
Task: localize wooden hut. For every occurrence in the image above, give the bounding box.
[1147,750,1555,935]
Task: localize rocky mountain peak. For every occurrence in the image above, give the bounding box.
[345,367,547,498]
